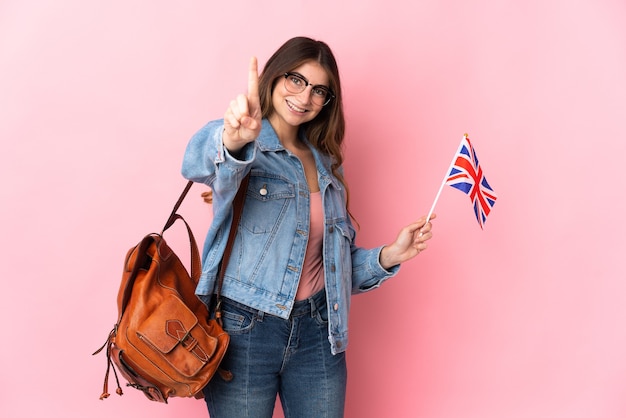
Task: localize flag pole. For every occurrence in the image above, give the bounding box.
[425,134,468,224]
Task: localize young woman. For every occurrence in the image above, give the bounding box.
[182,36,435,418]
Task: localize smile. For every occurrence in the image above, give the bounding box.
[286,100,308,113]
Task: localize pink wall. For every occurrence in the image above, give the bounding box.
[2,1,625,417]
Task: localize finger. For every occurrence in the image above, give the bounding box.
[404,221,423,232]
[236,93,260,132]
[247,56,261,113]
[224,107,240,131]
[235,94,249,119]
[200,191,213,204]
[418,231,433,242]
[417,221,432,235]
[241,115,259,131]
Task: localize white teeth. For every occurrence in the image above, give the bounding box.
[287,101,306,113]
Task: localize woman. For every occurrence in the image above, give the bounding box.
[182,36,435,418]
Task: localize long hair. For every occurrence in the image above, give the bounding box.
[258,37,352,214]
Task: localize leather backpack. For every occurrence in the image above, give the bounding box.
[94,176,249,403]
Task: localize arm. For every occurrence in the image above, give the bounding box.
[350,214,436,293]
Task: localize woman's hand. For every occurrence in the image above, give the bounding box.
[201,190,213,204]
[223,56,262,153]
[379,214,436,270]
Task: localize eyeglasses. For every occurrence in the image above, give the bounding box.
[283,72,335,106]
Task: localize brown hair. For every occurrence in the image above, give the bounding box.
[258,37,352,214]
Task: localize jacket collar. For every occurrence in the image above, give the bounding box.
[256,119,285,152]
[256,119,342,191]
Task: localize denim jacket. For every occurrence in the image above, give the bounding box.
[181,119,399,354]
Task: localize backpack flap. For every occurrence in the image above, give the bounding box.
[136,294,219,377]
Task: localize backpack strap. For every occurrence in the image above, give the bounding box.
[214,173,250,324]
[162,180,194,233]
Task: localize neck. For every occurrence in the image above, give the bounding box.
[268,115,300,149]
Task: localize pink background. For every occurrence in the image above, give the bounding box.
[1,1,625,417]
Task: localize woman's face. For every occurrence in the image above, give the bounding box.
[269,60,330,135]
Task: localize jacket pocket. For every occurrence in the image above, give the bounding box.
[241,174,295,234]
[334,220,355,244]
[332,219,355,279]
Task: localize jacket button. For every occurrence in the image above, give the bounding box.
[330,264,336,272]
[333,303,339,311]
[329,226,334,233]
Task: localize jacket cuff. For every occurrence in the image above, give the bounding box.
[355,247,401,292]
[215,131,256,179]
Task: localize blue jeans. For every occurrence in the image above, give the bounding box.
[203,289,347,417]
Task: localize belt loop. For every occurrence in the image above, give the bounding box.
[309,295,317,318]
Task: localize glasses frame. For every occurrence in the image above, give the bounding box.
[282,72,335,106]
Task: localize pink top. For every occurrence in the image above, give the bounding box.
[296,191,325,300]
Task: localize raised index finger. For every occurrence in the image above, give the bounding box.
[247,56,260,107]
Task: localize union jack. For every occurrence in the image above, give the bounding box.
[445,135,497,228]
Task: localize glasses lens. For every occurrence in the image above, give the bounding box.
[284,74,305,94]
[311,86,331,106]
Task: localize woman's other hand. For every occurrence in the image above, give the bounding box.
[201,190,213,204]
[379,214,436,270]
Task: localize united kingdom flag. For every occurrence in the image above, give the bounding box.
[445,135,497,228]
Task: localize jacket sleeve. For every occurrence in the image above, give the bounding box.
[181,119,256,202]
[350,245,401,293]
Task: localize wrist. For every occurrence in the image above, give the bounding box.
[222,131,246,159]
[379,245,400,270]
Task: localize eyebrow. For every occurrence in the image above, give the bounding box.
[291,72,330,89]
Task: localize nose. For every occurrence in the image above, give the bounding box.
[295,86,313,104]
